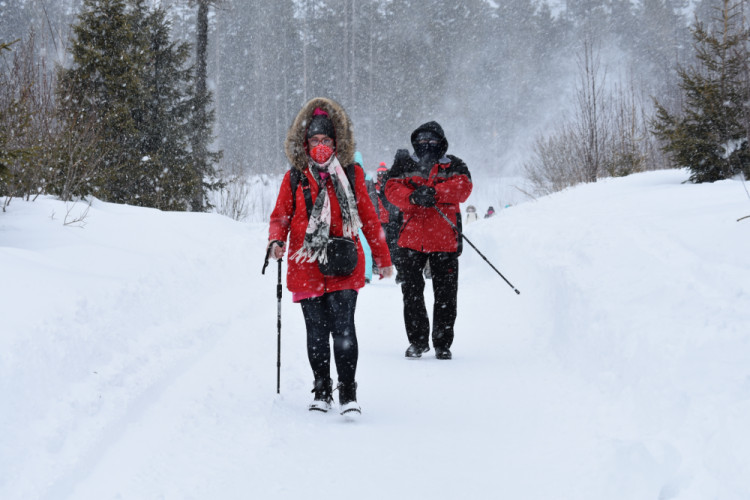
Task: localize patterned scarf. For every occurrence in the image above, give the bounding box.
[291,154,362,265]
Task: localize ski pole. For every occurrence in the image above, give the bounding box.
[262,244,283,393]
[275,258,282,394]
[434,206,521,295]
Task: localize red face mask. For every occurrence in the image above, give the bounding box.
[310,144,334,164]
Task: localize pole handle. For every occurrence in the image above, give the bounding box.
[262,245,273,275]
[263,240,285,275]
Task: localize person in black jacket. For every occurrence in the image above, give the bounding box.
[373,164,404,281]
[385,121,473,360]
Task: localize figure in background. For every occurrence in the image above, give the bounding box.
[385,121,472,360]
[373,162,405,282]
[354,151,374,283]
[465,205,479,223]
[485,206,496,218]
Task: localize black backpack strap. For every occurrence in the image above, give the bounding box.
[290,164,356,219]
[346,163,357,199]
[301,174,312,217]
[289,168,313,219]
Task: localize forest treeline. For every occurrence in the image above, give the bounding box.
[2,0,750,215]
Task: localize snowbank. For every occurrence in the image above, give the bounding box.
[1,169,749,499]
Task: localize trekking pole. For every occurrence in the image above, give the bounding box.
[262,244,283,393]
[274,259,282,393]
[434,207,521,295]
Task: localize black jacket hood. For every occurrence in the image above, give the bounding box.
[410,121,448,159]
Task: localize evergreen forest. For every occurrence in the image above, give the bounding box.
[2,0,750,214]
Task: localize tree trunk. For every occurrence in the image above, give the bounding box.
[192,0,210,211]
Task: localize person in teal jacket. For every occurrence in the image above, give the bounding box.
[354,152,374,283]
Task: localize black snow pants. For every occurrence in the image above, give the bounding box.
[300,289,359,385]
[399,248,459,349]
[383,222,402,271]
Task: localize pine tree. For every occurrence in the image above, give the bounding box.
[58,0,139,203]
[57,0,213,209]
[0,39,35,198]
[133,1,205,210]
[188,0,221,210]
[0,41,16,186]
[653,0,750,183]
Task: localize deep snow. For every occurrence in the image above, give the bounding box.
[2,169,750,500]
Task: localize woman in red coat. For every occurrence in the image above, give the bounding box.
[267,97,393,416]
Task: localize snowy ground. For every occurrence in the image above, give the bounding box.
[2,169,749,500]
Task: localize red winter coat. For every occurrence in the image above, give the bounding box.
[269,164,391,295]
[385,153,472,253]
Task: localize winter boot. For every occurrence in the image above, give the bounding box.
[309,377,333,412]
[338,381,361,416]
[434,346,452,360]
[405,343,430,359]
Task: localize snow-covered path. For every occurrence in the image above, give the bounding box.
[58,280,605,500]
[2,169,749,499]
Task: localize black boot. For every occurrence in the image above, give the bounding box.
[338,381,361,416]
[434,346,452,360]
[405,343,430,358]
[309,377,333,412]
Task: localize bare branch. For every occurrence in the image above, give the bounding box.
[63,200,91,228]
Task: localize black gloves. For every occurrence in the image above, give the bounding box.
[395,149,437,207]
[409,185,436,207]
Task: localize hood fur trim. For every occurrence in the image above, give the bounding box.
[285,97,355,172]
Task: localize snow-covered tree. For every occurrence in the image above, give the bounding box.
[58,0,213,209]
[653,0,750,182]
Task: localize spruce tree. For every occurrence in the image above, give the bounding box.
[58,0,139,202]
[653,0,750,183]
[191,0,211,211]
[188,0,221,211]
[132,0,204,210]
[0,41,15,186]
[58,0,213,209]
[0,39,34,198]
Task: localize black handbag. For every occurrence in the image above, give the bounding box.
[318,237,358,276]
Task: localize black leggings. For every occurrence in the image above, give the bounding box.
[300,289,359,385]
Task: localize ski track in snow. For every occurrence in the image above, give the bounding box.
[2,170,750,499]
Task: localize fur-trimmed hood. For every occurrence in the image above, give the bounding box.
[285,97,355,172]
